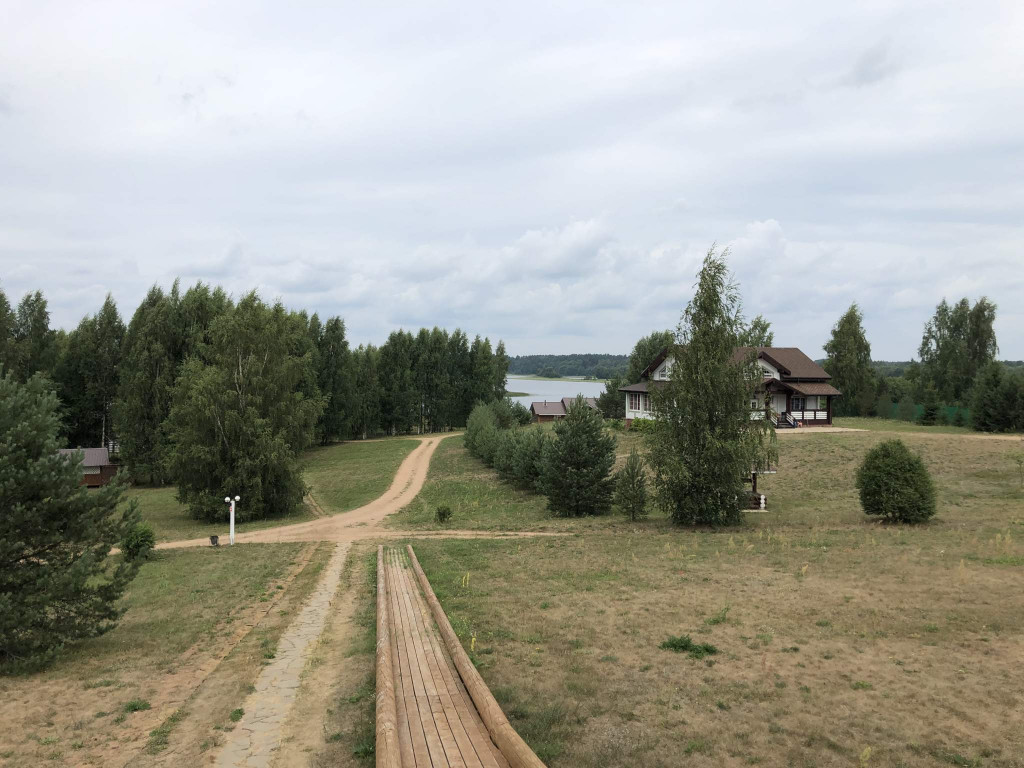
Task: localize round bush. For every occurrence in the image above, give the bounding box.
[855,439,936,523]
[121,522,156,561]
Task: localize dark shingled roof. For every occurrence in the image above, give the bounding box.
[733,347,832,380]
[57,447,111,467]
[530,401,566,416]
[780,381,842,396]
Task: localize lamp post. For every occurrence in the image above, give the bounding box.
[224,495,240,545]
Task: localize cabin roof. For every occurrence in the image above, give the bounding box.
[57,447,111,467]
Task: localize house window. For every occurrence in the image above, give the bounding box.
[629,392,642,411]
[792,396,805,411]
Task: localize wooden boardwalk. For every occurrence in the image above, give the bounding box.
[380,547,512,768]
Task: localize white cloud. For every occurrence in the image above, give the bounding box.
[1,0,1023,358]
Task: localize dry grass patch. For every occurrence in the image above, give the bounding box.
[407,428,1024,768]
[0,542,328,767]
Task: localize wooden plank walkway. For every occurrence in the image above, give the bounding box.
[382,547,511,768]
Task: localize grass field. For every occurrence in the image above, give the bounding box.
[303,438,418,513]
[0,542,330,766]
[834,416,976,435]
[403,426,1024,767]
[133,438,419,542]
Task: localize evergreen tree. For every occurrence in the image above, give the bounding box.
[626,330,674,383]
[597,376,626,418]
[614,447,648,520]
[823,303,874,417]
[0,369,143,672]
[164,294,325,522]
[970,362,1004,431]
[897,394,916,422]
[918,384,940,426]
[646,247,777,527]
[540,396,616,517]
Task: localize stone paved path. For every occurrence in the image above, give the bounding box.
[214,542,349,768]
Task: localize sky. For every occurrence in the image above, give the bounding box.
[2,1,1023,360]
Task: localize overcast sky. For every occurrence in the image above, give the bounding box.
[2,1,1023,359]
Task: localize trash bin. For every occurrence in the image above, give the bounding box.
[210,535,219,547]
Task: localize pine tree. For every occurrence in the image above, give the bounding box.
[970,362,1004,432]
[0,369,143,672]
[823,303,874,417]
[918,384,940,426]
[540,396,616,517]
[614,447,648,520]
[646,247,776,527]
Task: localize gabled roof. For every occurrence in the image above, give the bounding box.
[640,348,671,379]
[733,347,831,380]
[58,447,111,467]
[560,397,598,411]
[530,401,566,417]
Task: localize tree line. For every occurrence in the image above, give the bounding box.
[820,298,1022,431]
[0,280,509,521]
[508,353,628,380]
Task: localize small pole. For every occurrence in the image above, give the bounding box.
[225,495,240,545]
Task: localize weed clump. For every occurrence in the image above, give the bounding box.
[856,439,936,523]
[121,522,156,562]
[660,635,718,659]
[435,505,452,524]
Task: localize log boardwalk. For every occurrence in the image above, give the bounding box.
[377,545,542,768]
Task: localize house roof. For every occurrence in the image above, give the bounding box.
[560,396,599,411]
[640,348,671,379]
[58,447,111,467]
[531,397,600,417]
[530,401,565,416]
[779,381,842,396]
[733,347,831,380]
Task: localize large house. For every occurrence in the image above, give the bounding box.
[619,347,841,427]
[57,447,118,487]
[530,397,600,422]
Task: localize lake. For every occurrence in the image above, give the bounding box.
[506,375,607,408]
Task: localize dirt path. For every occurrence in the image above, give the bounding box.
[214,543,350,768]
[158,435,451,550]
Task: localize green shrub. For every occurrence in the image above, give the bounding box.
[121,522,156,562]
[465,403,500,466]
[952,409,966,427]
[614,447,648,520]
[491,428,519,480]
[435,505,452,524]
[629,417,655,433]
[511,427,549,492]
[855,439,936,523]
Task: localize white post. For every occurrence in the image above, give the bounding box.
[225,495,240,545]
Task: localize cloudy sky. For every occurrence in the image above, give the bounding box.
[2,1,1023,359]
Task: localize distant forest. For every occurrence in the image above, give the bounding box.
[509,354,628,379]
[871,360,1024,378]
